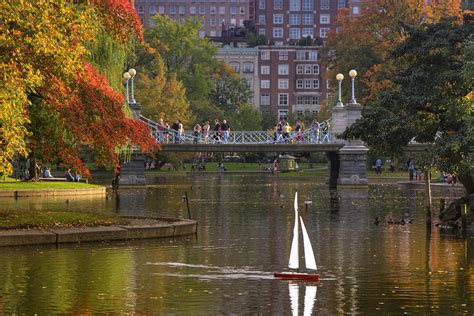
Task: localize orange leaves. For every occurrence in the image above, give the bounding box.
[91,0,143,42]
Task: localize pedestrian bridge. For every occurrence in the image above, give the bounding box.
[140,115,343,152]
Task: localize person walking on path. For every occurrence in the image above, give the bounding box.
[408,160,415,181]
[375,159,382,174]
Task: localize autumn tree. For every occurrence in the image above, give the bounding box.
[135,58,194,127]
[324,0,461,104]
[1,0,156,178]
[344,16,474,193]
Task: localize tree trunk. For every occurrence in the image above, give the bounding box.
[459,172,474,195]
[28,157,38,181]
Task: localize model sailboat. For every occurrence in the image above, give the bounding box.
[274,191,320,281]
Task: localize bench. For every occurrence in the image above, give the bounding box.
[39,177,88,183]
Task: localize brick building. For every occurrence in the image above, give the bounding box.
[134,0,253,37]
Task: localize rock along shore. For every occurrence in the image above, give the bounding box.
[0,217,197,247]
[0,187,106,198]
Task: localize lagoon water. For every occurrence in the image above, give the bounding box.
[0,174,473,314]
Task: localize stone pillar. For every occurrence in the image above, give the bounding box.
[119,152,146,185]
[337,102,369,186]
[331,105,347,139]
[129,102,142,119]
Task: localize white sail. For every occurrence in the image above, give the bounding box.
[288,192,299,270]
[289,283,299,316]
[300,216,317,270]
[303,286,317,316]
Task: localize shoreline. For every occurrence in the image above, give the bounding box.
[0,216,197,247]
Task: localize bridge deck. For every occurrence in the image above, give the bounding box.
[161,143,344,153]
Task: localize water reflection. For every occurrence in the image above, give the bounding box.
[0,174,473,314]
[289,283,317,316]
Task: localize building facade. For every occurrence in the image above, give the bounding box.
[258,45,324,120]
[134,0,253,37]
[215,46,260,110]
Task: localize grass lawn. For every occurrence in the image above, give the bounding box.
[0,181,102,190]
[0,209,128,230]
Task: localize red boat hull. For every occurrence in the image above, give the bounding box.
[274,272,320,281]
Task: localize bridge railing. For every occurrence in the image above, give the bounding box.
[140,115,343,145]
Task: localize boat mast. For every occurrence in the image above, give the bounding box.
[288,192,299,270]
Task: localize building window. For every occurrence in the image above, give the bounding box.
[273,14,284,24]
[302,14,313,25]
[320,28,329,38]
[296,51,305,60]
[296,79,304,89]
[278,64,289,75]
[338,0,346,9]
[217,6,224,14]
[261,65,270,75]
[240,7,245,15]
[201,19,206,26]
[304,65,312,74]
[289,14,301,25]
[278,110,288,120]
[289,28,301,39]
[261,80,270,89]
[138,6,144,14]
[278,79,289,89]
[190,6,196,14]
[259,15,265,24]
[302,0,314,11]
[321,0,329,10]
[290,0,301,11]
[297,96,319,105]
[313,64,319,74]
[296,64,304,74]
[258,28,266,36]
[273,27,284,38]
[352,6,360,14]
[230,62,240,72]
[198,30,205,37]
[210,18,217,26]
[159,6,165,14]
[274,0,283,10]
[279,51,288,60]
[261,51,270,60]
[312,79,320,89]
[278,93,289,106]
[308,51,317,61]
[149,5,156,14]
[230,6,237,15]
[304,79,312,89]
[261,94,270,105]
[320,14,330,24]
[170,6,176,14]
[302,28,314,37]
[210,30,217,37]
[210,6,217,14]
[199,6,206,14]
[259,0,265,9]
[243,62,254,73]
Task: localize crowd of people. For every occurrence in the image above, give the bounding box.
[271,118,331,144]
[153,117,332,144]
[155,119,231,144]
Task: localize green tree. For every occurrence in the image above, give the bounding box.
[209,66,252,114]
[229,104,263,131]
[144,15,217,102]
[245,33,268,47]
[344,16,474,193]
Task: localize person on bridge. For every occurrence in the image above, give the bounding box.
[276,120,284,143]
[295,120,303,142]
[193,123,202,143]
[213,119,221,144]
[178,121,184,143]
[203,121,210,144]
[283,122,292,143]
[311,118,320,144]
[156,118,166,143]
[321,120,331,143]
[221,119,230,143]
[171,120,180,143]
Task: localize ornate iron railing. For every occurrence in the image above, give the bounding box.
[140,115,342,145]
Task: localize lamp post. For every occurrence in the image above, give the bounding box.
[336,73,344,107]
[128,68,137,104]
[349,69,357,104]
[123,72,131,104]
